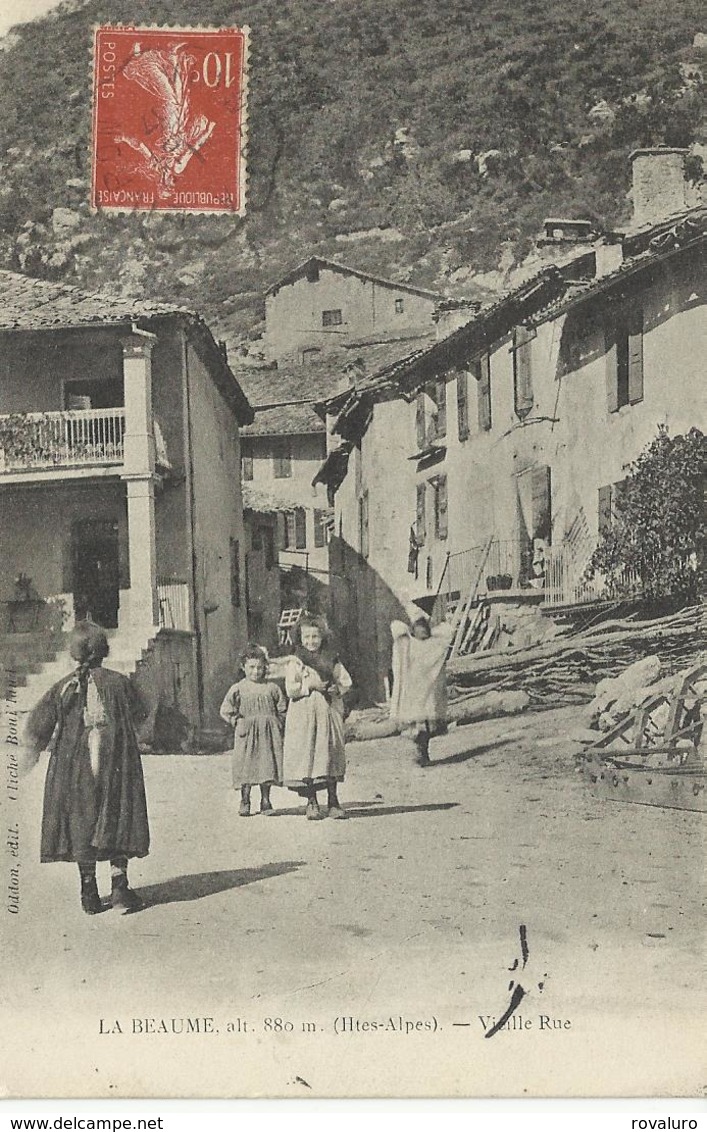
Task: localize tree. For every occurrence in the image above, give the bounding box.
[587,427,706,602]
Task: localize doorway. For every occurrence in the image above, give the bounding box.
[73,519,120,629]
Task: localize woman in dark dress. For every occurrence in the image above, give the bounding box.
[25,621,150,915]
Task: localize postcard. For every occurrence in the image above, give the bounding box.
[1,0,705,1101]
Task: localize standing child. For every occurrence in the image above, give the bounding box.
[220,645,286,817]
[282,615,352,820]
[390,607,452,766]
[23,620,150,915]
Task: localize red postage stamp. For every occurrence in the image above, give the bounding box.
[91,27,248,214]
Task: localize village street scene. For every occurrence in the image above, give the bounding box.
[0,0,705,1100]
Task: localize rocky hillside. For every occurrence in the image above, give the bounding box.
[0,0,703,345]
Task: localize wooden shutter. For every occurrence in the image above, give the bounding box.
[359,491,369,558]
[436,475,448,540]
[530,465,551,541]
[230,538,241,606]
[276,512,287,550]
[605,323,619,413]
[313,509,327,548]
[598,485,613,536]
[416,483,426,544]
[627,305,644,405]
[513,326,533,419]
[457,370,469,440]
[295,508,307,550]
[416,391,426,449]
[477,353,492,431]
[435,379,447,438]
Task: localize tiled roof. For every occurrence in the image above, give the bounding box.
[242,484,298,513]
[242,402,327,437]
[326,267,568,431]
[0,270,188,330]
[530,209,706,327]
[265,255,443,299]
[237,331,435,436]
[0,269,254,425]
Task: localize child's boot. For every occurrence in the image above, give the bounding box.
[414,730,431,766]
[259,784,274,815]
[79,863,102,915]
[326,780,347,819]
[305,786,323,820]
[239,784,252,817]
[110,858,143,914]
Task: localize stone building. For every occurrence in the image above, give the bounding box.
[0,273,253,737]
[317,151,706,701]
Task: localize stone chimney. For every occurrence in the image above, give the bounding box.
[630,148,691,228]
[434,299,482,340]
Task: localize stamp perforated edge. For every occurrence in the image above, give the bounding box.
[89,24,250,217]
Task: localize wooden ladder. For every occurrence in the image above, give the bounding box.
[448,535,495,659]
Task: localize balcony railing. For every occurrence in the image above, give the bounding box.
[446,539,531,597]
[543,545,642,608]
[157,577,191,631]
[0,409,126,473]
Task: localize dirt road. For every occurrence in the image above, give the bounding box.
[3,706,704,1097]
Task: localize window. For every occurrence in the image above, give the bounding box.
[457,370,470,441]
[284,508,307,550]
[241,446,253,481]
[301,347,321,365]
[434,380,447,439]
[415,382,447,450]
[416,483,426,544]
[358,491,369,558]
[513,326,534,419]
[395,297,404,314]
[530,465,552,541]
[314,509,330,548]
[306,263,320,283]
[598,479,627,535]
[474,353,492,431]
[63,377,124,410]
[432,475,448,540]
[322,308,343,327]
[606,305,643,412]
[598,484,613,536]
[272,439,292,478]
[230,538,241,607]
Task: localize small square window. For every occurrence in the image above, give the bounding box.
[395,297,404,314]
[322,309,343,327]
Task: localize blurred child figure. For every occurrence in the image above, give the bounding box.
[390,607,452,766]
[24,620,150,915]
[282,614,352,820]
[220,645,286,817]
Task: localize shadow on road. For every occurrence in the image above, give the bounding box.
[136,862,305,908]
[429,739,513,768]
[344,802,459,818]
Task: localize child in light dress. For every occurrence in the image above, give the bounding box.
[220,645,286,817]
[282,615,352,820]
[390,607,452,766]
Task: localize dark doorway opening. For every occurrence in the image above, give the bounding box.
[73,519,120,629]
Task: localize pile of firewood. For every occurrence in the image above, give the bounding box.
[448,604,704,709]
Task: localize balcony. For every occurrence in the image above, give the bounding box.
[0,409,126,476]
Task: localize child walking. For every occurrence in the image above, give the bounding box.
[220,645,286,817]
[390,607,452,766]
[282,614,352,820]
[23,620,150,915]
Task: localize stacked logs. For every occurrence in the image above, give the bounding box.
[448,604,704,710]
